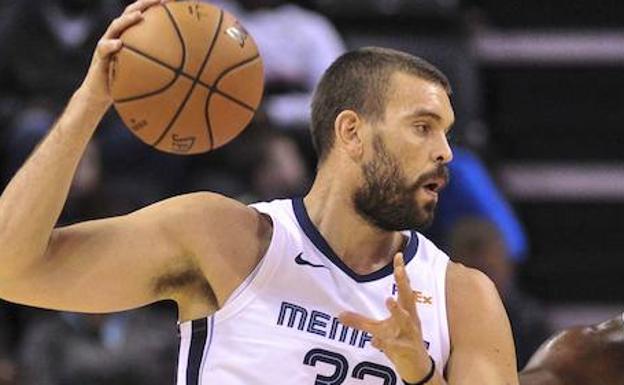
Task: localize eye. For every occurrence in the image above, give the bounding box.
[412,123,430,135]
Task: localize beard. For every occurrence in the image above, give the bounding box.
[353,135,449,232]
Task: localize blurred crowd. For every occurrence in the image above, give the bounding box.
[0,0,553,384]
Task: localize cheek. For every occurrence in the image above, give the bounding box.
[393,133,428,162]
[402,153,429,179]
[383,131,428,176]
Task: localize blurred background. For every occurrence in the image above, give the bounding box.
[1,0,623,384]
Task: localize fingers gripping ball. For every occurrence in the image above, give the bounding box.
[110,1,264,155]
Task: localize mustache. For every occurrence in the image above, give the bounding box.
[413,165,450,189]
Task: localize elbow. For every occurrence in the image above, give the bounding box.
[0,230,54,282]
[0,249,32,282]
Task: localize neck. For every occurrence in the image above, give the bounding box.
[304,163,406,275]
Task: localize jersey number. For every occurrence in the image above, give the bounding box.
[303,348,397,385]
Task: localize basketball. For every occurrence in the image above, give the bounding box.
[109,1,264,155]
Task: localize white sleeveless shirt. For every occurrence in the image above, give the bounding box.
[176,198,450,385]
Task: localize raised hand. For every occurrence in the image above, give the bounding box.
[80,0,171,107]
[339,253,434,384]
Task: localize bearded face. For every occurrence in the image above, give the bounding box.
[353,134,448,232]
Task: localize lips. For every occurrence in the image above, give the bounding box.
[423,177,446,193]
[417,166,450,194]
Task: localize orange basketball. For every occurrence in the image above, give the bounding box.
[109,1,264,155]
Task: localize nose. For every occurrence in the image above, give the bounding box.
[433,132,453,164]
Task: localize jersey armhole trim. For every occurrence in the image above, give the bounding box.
[177,204,285,331]
[211,204,285,324]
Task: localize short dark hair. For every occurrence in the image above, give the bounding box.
[310,47,452,162]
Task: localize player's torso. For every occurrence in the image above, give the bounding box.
[176,198,450,385]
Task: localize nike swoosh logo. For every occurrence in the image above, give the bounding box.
[294,253,328,269]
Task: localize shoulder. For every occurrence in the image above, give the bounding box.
[140,192,268,232]
[522,323,603,375]
[144,191,249,213]
[134,192,273,260]
[520,327,590,385]
[443,263,519,382]
[446,261,498,303]
[445,262,510,342]
[525,326,586,365]
[522,314,624,384]
[151,193,273,312]
[412,232,450,264]
[445,262,502,329]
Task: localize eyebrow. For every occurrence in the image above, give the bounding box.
[408,108,443,122]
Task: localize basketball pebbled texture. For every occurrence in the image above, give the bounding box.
[110,1,264,155]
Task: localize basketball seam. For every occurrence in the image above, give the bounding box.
[214,54,260,90]
[114,4,187,105]
[116,46,257,112]
[204,77,216,150]
[153,9,225,149]
[114,46,180,104]
[213,55,261,110]
[117,45,256,112]
[204,55,261,150]
[120,44,193,81]
[198,79,255,112]
[162,3,187,71]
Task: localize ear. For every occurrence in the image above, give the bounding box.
[334,110,364,160]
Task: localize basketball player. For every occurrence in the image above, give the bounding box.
[0,0,518,384]
[519,314,624,385]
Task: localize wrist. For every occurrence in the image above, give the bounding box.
[54,87,110,140]
[75,84,112,113]
[402,356,435,385]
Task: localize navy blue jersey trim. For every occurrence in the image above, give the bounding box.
[203,317,215,371]
[292,197,419,283]
[186,318,209,385]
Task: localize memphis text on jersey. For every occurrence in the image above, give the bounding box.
[277,301,431,350]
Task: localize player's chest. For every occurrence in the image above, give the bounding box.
[236,264,441,354]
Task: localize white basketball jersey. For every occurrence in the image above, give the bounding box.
[176,198,450,385]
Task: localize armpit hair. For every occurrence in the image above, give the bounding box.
[153,265,215,302]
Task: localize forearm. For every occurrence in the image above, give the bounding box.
[0,88,109,277]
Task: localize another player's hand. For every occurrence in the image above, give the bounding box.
[339,253,433,384]
[80,0,171,108]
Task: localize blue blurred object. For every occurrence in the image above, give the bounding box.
[431,147,528,262]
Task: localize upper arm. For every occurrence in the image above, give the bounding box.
[0,192,267,314]
[444,262,519,385]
